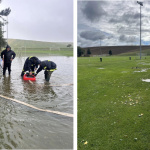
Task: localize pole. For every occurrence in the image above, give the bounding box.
[100,39,101,55]
[140,5,141,60]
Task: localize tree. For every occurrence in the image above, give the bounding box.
[109,50,112,56]
[87,48,91,55]
[0,24,7,50]
[77,46,84,57]
[67,44,72,47]
[0,0,11,50]
[0,7,11,16]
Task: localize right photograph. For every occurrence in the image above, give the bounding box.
[77,1,150,150]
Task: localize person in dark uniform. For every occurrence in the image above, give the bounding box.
[21,56,41,76]
[1,45,16,76]
[35,60,57,81]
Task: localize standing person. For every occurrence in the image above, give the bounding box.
[35,60,57,81]
[1,45,16,76]
[21,56,41,76]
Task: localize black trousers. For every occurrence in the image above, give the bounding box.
[3,63,11,75]
[44,71,53,81]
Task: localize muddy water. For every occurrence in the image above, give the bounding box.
[0,55,73,149]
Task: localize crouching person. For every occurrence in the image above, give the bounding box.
[21,56,41,77]
[35,60,57,81]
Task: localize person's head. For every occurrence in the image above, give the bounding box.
[37,60,41,65]
[6,45,11,51]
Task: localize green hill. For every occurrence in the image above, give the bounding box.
[7,39,73,49]
[4,39,73,56]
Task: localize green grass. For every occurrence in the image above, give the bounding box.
[118,49,150,56]
[78,56,150,150]
[4,39,73,56]
[7,39,73,49]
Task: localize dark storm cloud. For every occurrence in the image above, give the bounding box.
[80,30,113,41]
[82,1,107,22]
[78,0,150,47]
[80,31,105,41]
[119,34,137,43]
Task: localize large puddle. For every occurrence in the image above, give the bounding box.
[134,69,148,72]
[142,79,150,82]
[0,55,73,149]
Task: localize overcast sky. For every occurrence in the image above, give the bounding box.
[0,0,73,42]
[78,0,150,47]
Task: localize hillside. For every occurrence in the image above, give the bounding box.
[7,39,73,49]
[82,45,150,56]
[0,39,73,56]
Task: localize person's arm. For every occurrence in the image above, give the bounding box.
[27,60,32,72]
[35,66,43,76]
[1,51,4,59]
[11,51,16,61]
[35,59,41,68]
[35,63,38,69]
[12,51,16,59]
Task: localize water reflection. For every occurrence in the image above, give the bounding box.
[0,77,18,149]
[0,56,73,149]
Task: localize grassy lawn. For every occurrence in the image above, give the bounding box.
[78,56,150,150]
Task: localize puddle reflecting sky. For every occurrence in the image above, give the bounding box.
[0,55,73,149]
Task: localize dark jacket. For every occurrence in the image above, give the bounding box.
[24,56,41,72]
[1,49,16,63]
[36,60,56,74]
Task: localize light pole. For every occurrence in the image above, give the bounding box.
[99,38,102,55]
[137,1,143,60]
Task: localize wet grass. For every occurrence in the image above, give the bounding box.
[78,56,150,150]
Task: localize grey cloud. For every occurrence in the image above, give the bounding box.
[82,1,107,22]
[117,26,139,35]
[119,35,137,43]
[80,30,106,41]
[1,0,73,42]
[78,1,150,47]
[78,24,97,31]
[122,11,140,23]
[109,11,140,24]
[78,34,94,47]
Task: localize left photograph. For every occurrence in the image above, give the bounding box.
[0,0,73,149]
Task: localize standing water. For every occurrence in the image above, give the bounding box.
[0,55,73,149]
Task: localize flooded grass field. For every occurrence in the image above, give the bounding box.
[0,55,73,149]
[78,56,150,150]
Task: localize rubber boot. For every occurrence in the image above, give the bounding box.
[3,68,6,76]
[21,71,24,77]
[45,71,53,82]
